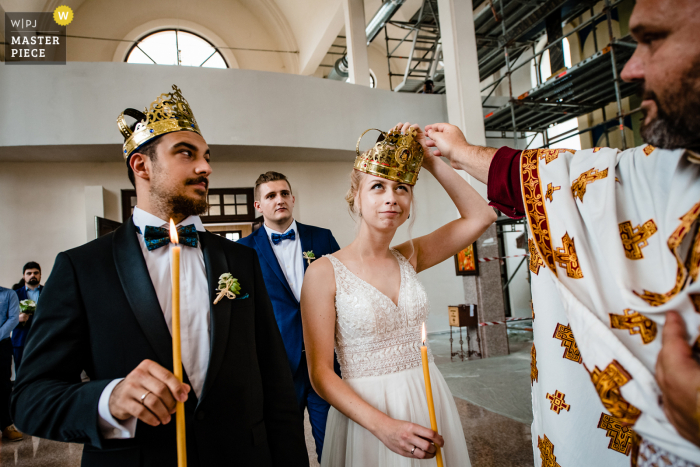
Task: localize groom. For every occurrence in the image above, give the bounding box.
[238,171,340,462]
[11,86,308,467]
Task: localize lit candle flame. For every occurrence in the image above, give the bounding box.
[170,219,179,245]
[422,322,426,345]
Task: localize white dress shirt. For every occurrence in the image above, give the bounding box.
[264,220,304,302]
[97,207,211,439]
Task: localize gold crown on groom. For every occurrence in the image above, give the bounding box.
[354,127,424,186]
[117,84,201,160]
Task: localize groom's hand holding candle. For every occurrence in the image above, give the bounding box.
[109,359,190,426]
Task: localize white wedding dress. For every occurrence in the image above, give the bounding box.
[321,249,471,467]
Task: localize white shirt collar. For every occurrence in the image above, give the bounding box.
[132,206,205,233]
[263,219,297,241]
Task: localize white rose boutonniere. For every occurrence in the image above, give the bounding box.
[214,273,243,305]
[19,299,37,315]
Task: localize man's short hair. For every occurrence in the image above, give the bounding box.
[23,262,40,273]
[254,171,292,201]
[126,129,161,187]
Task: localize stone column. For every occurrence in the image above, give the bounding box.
[342,0,370,86]
[438,0,509,356]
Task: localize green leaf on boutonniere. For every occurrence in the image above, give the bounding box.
[303,251,316,266]
[214,273,241,305]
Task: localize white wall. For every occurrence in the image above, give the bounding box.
[0,159,463,333]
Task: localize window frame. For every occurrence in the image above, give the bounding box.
[125,28,228,68]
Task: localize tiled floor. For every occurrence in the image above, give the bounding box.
[3,325,534,466]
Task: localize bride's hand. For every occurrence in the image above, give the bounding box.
[375,417,444,459]
[394,122,438,171]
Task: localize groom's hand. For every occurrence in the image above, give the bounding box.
[109,359,190,427]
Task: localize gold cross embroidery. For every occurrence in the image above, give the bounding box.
[537,435,561,467]
[554,233,584,279]
[530,344,538,386]
[619,219,658,260]
[571,168,609,202]
[545,183,560,202]
[597,413,636,455]
[588,360,642,425]
[609,309,657,344]
[529,239,545,275]
[546,390,571,414]
[643,144,656,156]
[553,323,582,363]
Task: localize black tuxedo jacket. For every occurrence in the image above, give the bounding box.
[11,219,309,467]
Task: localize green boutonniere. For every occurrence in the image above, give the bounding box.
[214,273,241,305]
[303,251,316,266]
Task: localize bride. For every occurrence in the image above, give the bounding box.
[300,122,497,466]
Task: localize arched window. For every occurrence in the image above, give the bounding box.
[531,37,572,86]
[126,29,227,68]
[369,69,377,89]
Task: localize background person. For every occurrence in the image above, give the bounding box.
[0,286,20,441]
[13,261,42,369]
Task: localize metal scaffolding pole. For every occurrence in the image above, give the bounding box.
[605,0,626,150]
[499,0,518,149]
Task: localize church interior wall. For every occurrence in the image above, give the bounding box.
[0,159,462,333]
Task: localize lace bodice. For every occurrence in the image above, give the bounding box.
[326,249,433,379]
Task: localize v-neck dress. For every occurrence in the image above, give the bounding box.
[321,249,471,467]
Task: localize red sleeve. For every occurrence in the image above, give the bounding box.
[487,146,525,219]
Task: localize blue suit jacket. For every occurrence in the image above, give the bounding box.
[13,285,42,348]
[239,222,340,375]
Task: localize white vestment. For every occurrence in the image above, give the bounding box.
[521,144,700,466]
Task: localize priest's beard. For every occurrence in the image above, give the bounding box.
[150,166,208,219]
[641,57,700,150]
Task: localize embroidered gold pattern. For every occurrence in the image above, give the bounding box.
[609,309,657,344]
[529,239,545,275]
[553,323,582,363]
[593,147,603,153]
[554,233,584,279]
[546,390,571,414]
[598,413,636,455]
[537,434,561,467]
[538,148,575,164]
[571,168,609,202]
[531,343,538,386]
[521,149,557,277]
[619,219,658,260]
[635,202,700,306]
[545,183,561,202]
[589,360,642,424]
[688,226,700,283]
[643,145,656,156]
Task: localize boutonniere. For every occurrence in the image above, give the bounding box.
[303,251,316,266]
[214,273,242,305]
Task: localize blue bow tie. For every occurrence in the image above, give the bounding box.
[137,224,199,251]
[271,229,295,245]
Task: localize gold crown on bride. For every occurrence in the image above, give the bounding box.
[117,84,201,160]
[353,127,424,186]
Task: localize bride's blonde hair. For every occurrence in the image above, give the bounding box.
[345,168,417,259]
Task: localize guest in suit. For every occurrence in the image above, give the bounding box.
[238,171,340,462]
[0,287,19,441]
[11,85,308,467]
[13,261,42,369]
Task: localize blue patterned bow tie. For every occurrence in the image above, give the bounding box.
[271,229,295,245]
[137,224,199,251]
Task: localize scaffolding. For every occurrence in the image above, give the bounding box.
[479,0,641,150]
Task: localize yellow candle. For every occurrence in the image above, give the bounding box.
[421,323,443,467]
[170,220,187,467]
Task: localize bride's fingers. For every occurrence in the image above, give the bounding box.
[401,122,412,134]
[407,435,435,457]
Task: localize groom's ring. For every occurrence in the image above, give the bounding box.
[140,391,152,405]
[411,446,417,455]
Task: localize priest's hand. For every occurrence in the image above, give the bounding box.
[109,359,190,427]
[656,311,700,447]
[424,123,497,185]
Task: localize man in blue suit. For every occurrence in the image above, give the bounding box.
[239,171,340,462]
[13,262,42,370]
